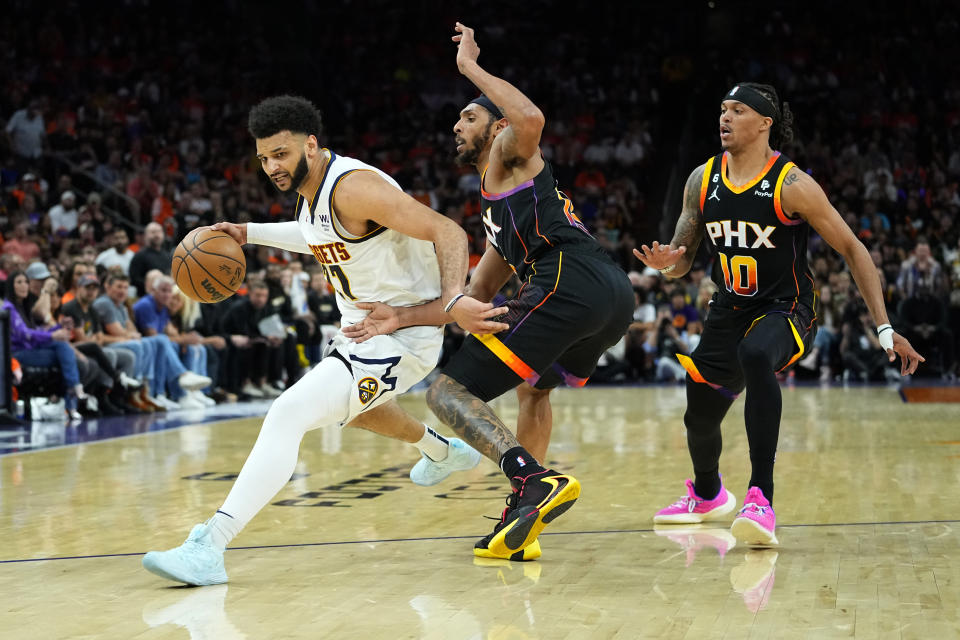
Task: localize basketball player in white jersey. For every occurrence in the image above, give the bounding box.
[143,95,509,586]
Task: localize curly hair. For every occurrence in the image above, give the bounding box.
[247,95,323,140]
[738,82,795,148]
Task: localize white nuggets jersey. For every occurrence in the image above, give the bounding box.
[296,150,443,421]
[295,150,442,326]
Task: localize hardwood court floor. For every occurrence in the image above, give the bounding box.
[1,384,958,639]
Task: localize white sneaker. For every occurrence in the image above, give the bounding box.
[178,371,213,391]
[119,372,142,389]
[241,382,265,398]
[257,383,281,399]
[191,390,216,407]
[409,438,482,486]
[152,394,181,411]
[177,393,206,410]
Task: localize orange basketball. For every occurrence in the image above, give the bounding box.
[171,228,246,303]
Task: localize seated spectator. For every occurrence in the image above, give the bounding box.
[93,273,211,411]
[3,270,87,419]
[646,303,692,382]
[60,273,144,414]
[221,281,289,398]
[128,222,171,296]
[167,285,233,403]
[898,283,956,378]
[838,298,897,382]
[897,239,946,299]
[134,275,215,408]
[304,268,341,365]
[3,221,40,262]
[25,261,56,327]
[60,260,92,306]
[48,191,79,236]
[95,228,136,275]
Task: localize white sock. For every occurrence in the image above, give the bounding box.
[213,358,352,548]
[207,510,241,550]
[416,425,449,461]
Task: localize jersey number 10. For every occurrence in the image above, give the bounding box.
[717,252,759,297]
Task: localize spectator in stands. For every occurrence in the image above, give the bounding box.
[839,298,897,382]
[93,272,211,410]
[25,261,57,326]
[48,191,79,236]
[167,285,232,403]
[133,274,215,409]
[898,282,956,378]
[60,260,91,305]
[0,254,25,282]
[129,222,170,296]
[897,239,946,299]
[3,221,41,262]
[303,268,340,365]
[95,228,135,275]
[3,270,86,419]
[221,281,286,399]
[4,100,45,168]
[60,273,144,414]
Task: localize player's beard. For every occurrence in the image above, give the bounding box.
[454,126,493,167]
[272,152,310,192]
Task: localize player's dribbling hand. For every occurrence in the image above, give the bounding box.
[453,22,480,73]
[448,295,509,336]
[343,302,400,343]
[889,332,924,376]
[632,241,685,271]
[209,222,247,245]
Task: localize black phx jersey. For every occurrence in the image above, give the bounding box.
[480,160,605,279]
[699,151,815,311]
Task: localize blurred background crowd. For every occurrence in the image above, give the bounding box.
[1,0,958,417]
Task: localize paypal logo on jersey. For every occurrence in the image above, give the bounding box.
[754,179,773,198]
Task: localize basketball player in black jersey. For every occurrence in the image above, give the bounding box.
[635,83,923,546]
[344,23,634,561]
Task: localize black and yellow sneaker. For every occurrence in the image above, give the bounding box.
[473,470,580,559]
[474,538,542,562]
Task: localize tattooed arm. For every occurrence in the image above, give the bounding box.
[632,164,706,278]
[427,374,520,462]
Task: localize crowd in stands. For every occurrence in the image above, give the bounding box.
[0,1,957,419]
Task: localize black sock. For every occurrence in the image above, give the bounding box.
[499,446,545,480]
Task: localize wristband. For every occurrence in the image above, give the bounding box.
[659,265,676,275]
[876,324,894,351]
[444,293,466,313]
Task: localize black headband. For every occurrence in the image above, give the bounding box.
[723,85,777,119]
[467,95,504,120]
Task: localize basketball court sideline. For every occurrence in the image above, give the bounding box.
[1,385,957,639]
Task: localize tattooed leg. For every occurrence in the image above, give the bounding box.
[426,374,519,462]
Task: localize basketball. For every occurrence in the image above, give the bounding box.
[171,228,246,303]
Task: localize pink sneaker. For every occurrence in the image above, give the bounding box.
[731,486,778,546]
[653,479,737,524]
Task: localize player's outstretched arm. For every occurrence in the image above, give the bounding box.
[210,221,313,254]
[783,168,925,374]
[632,164,706,278]
[453,22,545,167]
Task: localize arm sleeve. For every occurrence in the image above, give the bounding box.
[247,221,312,254]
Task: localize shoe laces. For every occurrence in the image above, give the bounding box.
[739,502,768,516]
[668,495,701,512]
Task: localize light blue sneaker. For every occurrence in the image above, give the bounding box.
[142,523,228,586]
[409,438,482,486]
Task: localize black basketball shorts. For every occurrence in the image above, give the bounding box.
[677,297,817,398]
[442,250,634,402]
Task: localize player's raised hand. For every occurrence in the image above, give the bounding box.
[632,241,686,271]
[342,302,399,343]
[447,295,509,335]
[210,222,247,245]
[453,22,480,73]
[889,332,924,376]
